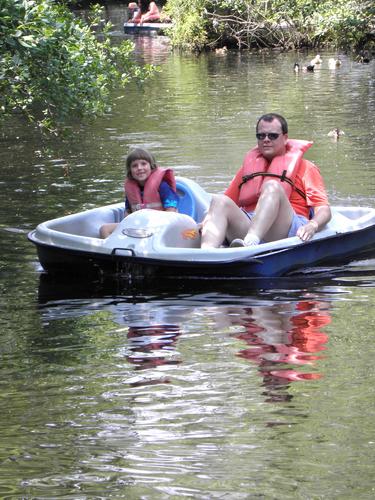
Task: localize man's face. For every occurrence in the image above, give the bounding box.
[256,118,288,161]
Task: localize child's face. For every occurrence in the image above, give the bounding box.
[130,159,152,185]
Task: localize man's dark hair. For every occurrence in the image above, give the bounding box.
[256,113,288,134]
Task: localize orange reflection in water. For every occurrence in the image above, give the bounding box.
[235,300,330,400]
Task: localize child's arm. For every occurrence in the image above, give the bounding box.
[159,181,179,212]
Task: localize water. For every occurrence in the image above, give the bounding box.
[1,8,375,496]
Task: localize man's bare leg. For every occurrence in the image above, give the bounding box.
[201,195,251,248]
[245,180,295,243]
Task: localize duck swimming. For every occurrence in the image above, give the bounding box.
[302,64,315,72]
[328,58,342,69]
[310,54,322,66]
[215,46,228,55]
[358,51,371,63]
[328,128,345,140]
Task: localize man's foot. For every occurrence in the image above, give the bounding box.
[244,234,260,246]
[230,234,261,247]
[230,238,245,247]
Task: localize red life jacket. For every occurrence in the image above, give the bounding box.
[124,167,176,213]
[236,139,313,211]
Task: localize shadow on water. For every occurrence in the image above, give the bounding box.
[37,257,375,304]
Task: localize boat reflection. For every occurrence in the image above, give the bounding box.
[131,34,172,65]
[120,298,330,396]
[37,272,333,401]
[118,302,185,386]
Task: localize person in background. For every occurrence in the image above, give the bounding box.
[139,1,160,24]
[127,1,140,21]
[200,112,331,248]
[100,148,178,239]
[129,1,160,24]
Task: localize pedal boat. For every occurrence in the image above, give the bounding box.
[28,177,375,279]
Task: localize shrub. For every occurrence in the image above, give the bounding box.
[0,0,155,131]
[164,0,374,51]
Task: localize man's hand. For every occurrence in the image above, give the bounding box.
[297,219,318,241]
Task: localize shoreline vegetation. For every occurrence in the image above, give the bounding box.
[162,0,374,53]
[1,0,373,133]
[0,0,155,132]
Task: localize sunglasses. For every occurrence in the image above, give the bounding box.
[256,132,282,141]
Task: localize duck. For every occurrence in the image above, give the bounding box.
[328,58,342,69]
[293,62,300,72]
[302,64,315,72]
[310,54,322,66]
[215,46,228,55]
[358,50,371,63]
[327,128,345,140]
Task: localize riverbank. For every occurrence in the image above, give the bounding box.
[69,1,374,55]
[157,0,375,53]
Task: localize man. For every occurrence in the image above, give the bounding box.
[201,113,331,248]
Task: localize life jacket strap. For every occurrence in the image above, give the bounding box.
[239,171,307,200]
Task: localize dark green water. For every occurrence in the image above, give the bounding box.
[1,15,375,497]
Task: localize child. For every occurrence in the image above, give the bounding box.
[127,2,140,22]
[100,148,179,239]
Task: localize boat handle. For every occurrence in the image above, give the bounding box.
[111,247,136,257]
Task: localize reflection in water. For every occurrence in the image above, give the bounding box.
[213,299,330,402]
[126,324,181,377]
[242,302,329,403]
[10,269,375,497]
[116,302,184,386]
[131,35,172,65]
[38,273,331,402]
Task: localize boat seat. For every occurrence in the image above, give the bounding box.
[176,181,197,220]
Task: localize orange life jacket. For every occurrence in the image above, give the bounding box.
[236,139,313,211]
[124,167,176,213]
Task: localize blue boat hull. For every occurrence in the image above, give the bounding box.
[29,222,375,279]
